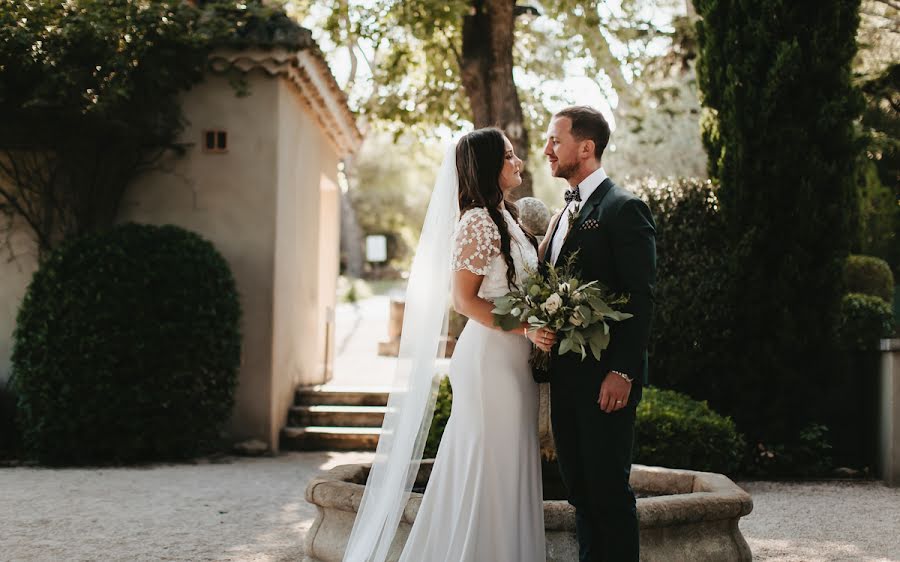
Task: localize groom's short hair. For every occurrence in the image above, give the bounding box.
[554,106,610,160]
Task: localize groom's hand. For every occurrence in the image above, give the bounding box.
[598,372,631,413]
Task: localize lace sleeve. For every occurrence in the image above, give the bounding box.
[452,208,501,275]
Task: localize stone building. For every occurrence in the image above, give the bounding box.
[0,21,362,451]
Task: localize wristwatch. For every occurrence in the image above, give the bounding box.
[611,370,633,383]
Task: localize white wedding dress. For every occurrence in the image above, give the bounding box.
[398,206,546,562]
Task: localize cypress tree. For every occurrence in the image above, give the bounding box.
[695,0,864,446]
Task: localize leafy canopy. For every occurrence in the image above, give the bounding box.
[288,0,686,142]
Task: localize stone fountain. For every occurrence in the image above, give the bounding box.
[304,458,753,562]
[303,198,753,561]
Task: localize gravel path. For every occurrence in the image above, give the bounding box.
[3,454,900,561]
[738,480,900,561]
[0,452,373,562]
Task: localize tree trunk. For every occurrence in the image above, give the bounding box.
[459,0,533,198]
[339,155,365,277]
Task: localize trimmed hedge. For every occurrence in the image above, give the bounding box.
[11,223,242,465]
[0,383,20,459]
[424,379,744,475]
[844,255,895,304]
[630,178,735,416]
[838,293,895,350]
[635,387,745,474]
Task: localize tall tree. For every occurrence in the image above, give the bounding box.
[853,0,899,269]
[459,1,531,190]
[291,0,684,197]
[696,0,864,444]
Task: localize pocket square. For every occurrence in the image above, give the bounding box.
[579,218,601,230]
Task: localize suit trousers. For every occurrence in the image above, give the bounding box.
[550,373,642,562]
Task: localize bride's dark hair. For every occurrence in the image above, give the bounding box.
[456,127,538,290]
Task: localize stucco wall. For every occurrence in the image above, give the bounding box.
[0,216,39,385]
[1,67,345,449]
[120,70,279,443]
[270,78,340,448]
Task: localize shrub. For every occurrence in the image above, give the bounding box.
[748,423,834,477]
[422,381,745,475]
[838,293,895,350]
[0,382,20,459]
[11,223,241,465]
[697,0,862,449]
[844,255,895,304]
[424,377,453,459]
[630,178,735,418]
[634,387,745,474]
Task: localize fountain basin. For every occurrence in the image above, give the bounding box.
[304,461,753,561]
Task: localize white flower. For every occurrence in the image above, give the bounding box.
[542,293,562,314]
[569,310,584,326]
[558,282,570,294]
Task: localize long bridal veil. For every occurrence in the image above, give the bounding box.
[342,143,460,562]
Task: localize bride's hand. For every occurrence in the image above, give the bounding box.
[524,326,556,352]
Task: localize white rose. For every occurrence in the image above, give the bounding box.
[542,293,562,314]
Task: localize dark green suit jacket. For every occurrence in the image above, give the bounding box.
[543,177,657,384]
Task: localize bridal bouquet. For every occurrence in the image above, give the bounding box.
[491,252,632,370]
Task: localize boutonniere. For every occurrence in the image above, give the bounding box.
[567,203,581,229]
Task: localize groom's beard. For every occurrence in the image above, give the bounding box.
[554,159,580,181]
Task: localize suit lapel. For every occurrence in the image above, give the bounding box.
[558,177,615,259]
[541,211,565,265]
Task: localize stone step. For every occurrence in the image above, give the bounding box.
[288,405,386,427]
[280,426,381,451]
[294,386,391,407]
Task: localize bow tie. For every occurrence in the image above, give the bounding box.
[564,188,581,204]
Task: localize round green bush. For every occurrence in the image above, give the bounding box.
[837,293,895,350]
[635,387,745,474]
[845,255,894,303]
[11,223,241,464]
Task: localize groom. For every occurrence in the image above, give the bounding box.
[538,106,656,562]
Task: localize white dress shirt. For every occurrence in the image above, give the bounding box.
[550,167,608,264]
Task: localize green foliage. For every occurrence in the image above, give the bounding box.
[11,223,242,465]
[845,254,895,303]
[696,0,864,445]
[631,177,735,413]
[337,276,373,303]
[634,387,745,474]
[852,157,899,270]
[296,0,688,144]
[853,3,900,275]
[838,293,895,350]
[348,135,443,267]
[748,423,835,477]
[424,380,745,474]
[0,0,299,257]
[424,376,453,459]
[0,382,21,459]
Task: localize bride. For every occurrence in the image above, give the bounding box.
[342,128,555,562]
